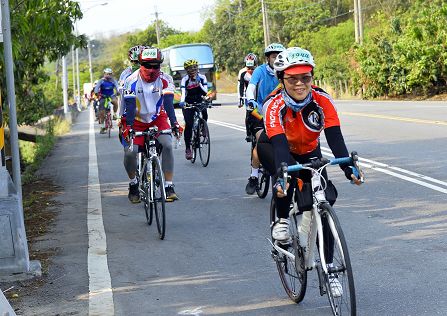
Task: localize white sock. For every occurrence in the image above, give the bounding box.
[129,177,138,185]
[251,168,259,178]
[165,181,173,187]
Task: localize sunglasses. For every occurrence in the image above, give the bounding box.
[141,63,160,69]
[283,75,313,85]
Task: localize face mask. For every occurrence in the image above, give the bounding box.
[140,66,160,83]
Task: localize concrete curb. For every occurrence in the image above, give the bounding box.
[0,289,16,316]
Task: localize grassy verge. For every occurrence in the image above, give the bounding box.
[1,117,71,302]
[20,117,70,184]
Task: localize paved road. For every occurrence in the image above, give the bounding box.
[15,95,447,315]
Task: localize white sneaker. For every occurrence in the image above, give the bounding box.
[272,218,291,241]
[329,274,343,298]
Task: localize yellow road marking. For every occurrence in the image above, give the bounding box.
[340,111,447,125]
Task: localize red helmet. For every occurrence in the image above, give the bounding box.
[244,53,258,67]
[139,46,164,64]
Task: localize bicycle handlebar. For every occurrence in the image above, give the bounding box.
[278,151,364,196]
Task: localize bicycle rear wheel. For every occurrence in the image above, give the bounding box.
[151,157,166,240]
[198,119,210,167]
[320,203,356,316]
[256,168,269,198]
[270,198,307,303]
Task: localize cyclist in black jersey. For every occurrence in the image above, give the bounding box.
[178,59,209,160]
[238,53,258,141]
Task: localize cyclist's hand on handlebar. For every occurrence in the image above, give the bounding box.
[122,125,133,142]
[274,179,289,198]
[247,99,258,111]
[171,122,182,138]
[343,166,363,186]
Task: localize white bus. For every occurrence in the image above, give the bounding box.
[161,43,217,103]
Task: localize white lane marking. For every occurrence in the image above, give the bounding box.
[88,107,114,315]
[208,119,246,131]
[208,119,447,194]
[178,307,204,315]
[321,147,447,194]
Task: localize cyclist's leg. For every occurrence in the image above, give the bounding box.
[201,108,208,121]
[157,133,178,201]
[123,143,140,203]
[111,96,119,113]
[245,110,251,139]
[98,98,106,128]
[181,108,194,159]
[245,119,264,194]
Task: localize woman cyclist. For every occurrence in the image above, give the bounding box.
[257,46,362,295]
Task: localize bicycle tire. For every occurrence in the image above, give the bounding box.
[151,157,166,240]
[270,198,307,303]
[198,119,210,167]
[319,203,356,316]
[191,127,197,164]
[141,161,153,226]
[256,168,269,198]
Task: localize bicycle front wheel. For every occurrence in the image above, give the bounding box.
[191,127,197,164]
[270,198,307,303]
[320,203,356,316]
[256,168,270,198]
[151,157,166,239]
[141,162,153,226]
[198,119,210,167]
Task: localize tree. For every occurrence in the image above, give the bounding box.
[0,0,85,124]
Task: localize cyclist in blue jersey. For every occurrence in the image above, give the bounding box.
[94,68,120,134]
[244,43,285,195]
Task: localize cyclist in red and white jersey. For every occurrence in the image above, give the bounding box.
[121,47,181,203]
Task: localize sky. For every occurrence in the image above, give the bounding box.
[77,0,216,39]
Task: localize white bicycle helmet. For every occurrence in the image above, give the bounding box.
[273,47,316,73]
[264,43,285,56]
[103,67,113,74]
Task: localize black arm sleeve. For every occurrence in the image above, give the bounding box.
[271,133,293,174]
[239,72,246,98]
[163,94,177,126]
[324,125,350,169]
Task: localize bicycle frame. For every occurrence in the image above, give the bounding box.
[271,153,364,274]
[129,127,171,200]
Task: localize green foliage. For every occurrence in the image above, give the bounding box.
[0,0,84,125]
[352,0,447,97]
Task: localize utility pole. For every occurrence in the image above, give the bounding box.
[353,0,363,44]
[357,0,364,44]
[75,23,81,110]
[87,41,93,85]
[154,7,160,45]
[71,46,76,102]
[239,0,243,12]
[260,0,270,47]
[0,0,40,278]
[62,55,71,122]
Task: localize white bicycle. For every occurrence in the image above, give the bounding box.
[270,152,364,316]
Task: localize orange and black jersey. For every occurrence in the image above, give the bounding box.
[263,86,349,171]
